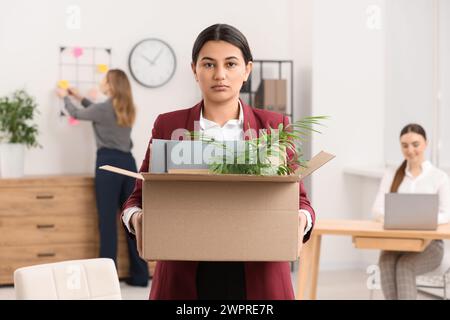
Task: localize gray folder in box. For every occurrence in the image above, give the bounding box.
[151,139,239,173]
[149,139,168,173]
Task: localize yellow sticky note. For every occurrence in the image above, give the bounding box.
[97,64,108,74]
[58,80,70,89]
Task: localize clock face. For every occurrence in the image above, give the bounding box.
[128,38,176,88]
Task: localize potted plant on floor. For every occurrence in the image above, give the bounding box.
[0,89,40,178]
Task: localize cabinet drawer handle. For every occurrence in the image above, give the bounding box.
[36,194,54,200]
[36,224,55,229]
[37,253,55,258]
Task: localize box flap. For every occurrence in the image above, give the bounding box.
[295,151,335,179]
[99,150,335,182]
[140,172,300,182]
[99,164,298,182]
[99,165,144,180]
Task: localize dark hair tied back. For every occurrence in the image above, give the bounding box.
[192,24,253,65]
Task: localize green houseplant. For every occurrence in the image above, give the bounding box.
[189,115,328,176]
[0,89,40,178]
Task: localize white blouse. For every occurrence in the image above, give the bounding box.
[372,160,450,224]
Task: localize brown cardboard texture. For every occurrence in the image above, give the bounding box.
[100,151,334,261]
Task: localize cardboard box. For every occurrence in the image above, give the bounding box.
[101,151,334,262]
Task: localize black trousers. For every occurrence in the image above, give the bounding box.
[95,148,149,284]
[196,262,246,299]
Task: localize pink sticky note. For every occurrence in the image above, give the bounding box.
[68,116,79,126]
[73,47,83,58]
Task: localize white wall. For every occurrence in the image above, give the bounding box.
[384,0,434,166]
[0,0,297,175]
[289,0,314,192]
[311,0,386,269]
[438,0,450,168]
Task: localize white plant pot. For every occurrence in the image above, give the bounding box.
[0,143,25,178]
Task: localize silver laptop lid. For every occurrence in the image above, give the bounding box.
[384,193,439,230]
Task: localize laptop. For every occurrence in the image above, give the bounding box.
[384,193,439,230]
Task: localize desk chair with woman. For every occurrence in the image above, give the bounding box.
[372,123,450,299]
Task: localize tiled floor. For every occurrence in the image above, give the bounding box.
[0,268,443,300]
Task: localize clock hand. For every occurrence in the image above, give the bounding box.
[141,54,154,66]
[151,47,164,63]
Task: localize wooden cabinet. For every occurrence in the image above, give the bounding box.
[0,175,155,285]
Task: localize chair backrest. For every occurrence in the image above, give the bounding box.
[14,258,121,300]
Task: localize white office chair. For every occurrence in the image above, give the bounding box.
[14,258,122,300]
[416,270,450,299]
[416,255,450,300]
[367,266,450,300]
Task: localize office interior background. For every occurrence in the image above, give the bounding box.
[1,0,449,299]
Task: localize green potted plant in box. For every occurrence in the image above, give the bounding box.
[0,89,40,178]
[190,116,328,176]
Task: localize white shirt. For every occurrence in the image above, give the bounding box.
[372,160,450,224]
[122,100,313,234]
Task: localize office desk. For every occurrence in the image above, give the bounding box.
[296,219,450,300]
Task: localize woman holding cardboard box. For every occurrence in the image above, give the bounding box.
[122,24,315,299]
[56,69,149,287]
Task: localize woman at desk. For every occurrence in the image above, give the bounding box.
[372,123,450,299]
[121,23,316,299]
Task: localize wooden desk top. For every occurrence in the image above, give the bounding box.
[313,219,450,240]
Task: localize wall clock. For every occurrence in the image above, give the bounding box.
[128,38,176,88]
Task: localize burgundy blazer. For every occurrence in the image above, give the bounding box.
[122,100,315,300]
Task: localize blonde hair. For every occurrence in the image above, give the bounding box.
[106,69,136,127]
